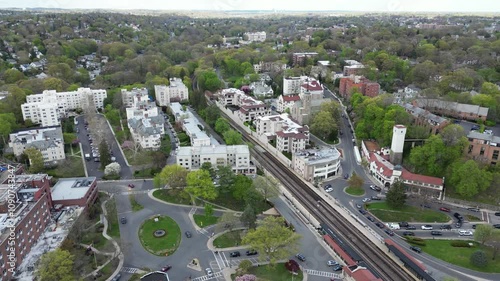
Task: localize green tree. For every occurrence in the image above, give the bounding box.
[216,212,240,232]
[217,165,236,194]
[204,203,214,218]
[223,129,243,145]
[202,105,220,127]
[3,68,25,84]
[310,110,337,140]
[470,250,488,268]
[201,162,217,179]
[474,225,495,246]
[252,175,280,202]
[99,141,111,169]
[186,169,217,200]
[0,113,17,144]
[440,125,466,146]
[215,117,230,134]
[63,133,77,145]
[242,216,301,265]
[240,204,257,229]
[37,249,76,281]
[153,164,188,188]
[24,147,44,173]
[450,160,492,198]
[386,181,407,209]
[232,174,253,200]
[481,82,500,96]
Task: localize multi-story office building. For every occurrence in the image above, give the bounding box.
[292,148,341,181]
[9,126,65,165]
[21,88,107,127]
[155,78,189,107]
[176,145,256,174]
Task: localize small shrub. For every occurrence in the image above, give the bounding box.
[405,237,426,246]
[451,241,473,248]
[235,274,256,281]
[285,259,300,273]
[470,250,488,268]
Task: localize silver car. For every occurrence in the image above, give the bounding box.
[205,268,214,277]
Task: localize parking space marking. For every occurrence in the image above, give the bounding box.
[190,271,223,281]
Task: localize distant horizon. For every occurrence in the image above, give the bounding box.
[0,0,500,14]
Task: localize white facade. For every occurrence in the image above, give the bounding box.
[176,145,256,174]
[283,77,303,95]
[22,88,107,126]
[218,88,270,122]
[255,113,309,153]
[390,125,406,154]
[155,78,189,107]
[292,148,341,181]
[244,31,266,42]
[9,126,65,164]
[126,92,165,150]
[169,102,211,147]
[122,88,148,108]
[277,94,300,113]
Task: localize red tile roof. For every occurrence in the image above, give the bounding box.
[301,80,323,91]
[283,94,301,102]
[345,265,382,281]
[401,169,443,186]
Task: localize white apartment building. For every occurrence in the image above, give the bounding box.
[176,145,256,174]
[169,102,212,146]
[283,77,303,95]
[155,78,189,106]
[292,148,341,181]
[244,31,266,42]
[218,88,270,122]
[277,94,300,113]
[22,88,107,127]
[122,88,149,108]
[126,93,165,150]
[255,113,309,153]
[9,126,65,164]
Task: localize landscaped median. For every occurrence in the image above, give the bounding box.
[213,229,245,248]
[366,202,449,223]
[345,186,365,196]
[138,215,181,256]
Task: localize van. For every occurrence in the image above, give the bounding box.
[459,230,473,236]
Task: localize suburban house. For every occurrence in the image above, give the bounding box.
[255,113,310,153]
[412,99,488,122]
[154,78,189,107]
[9,126,65,165]
[292,148,341,182]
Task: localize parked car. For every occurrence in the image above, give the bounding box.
[371,196,382,201]
[111,274,121,281]
[410,246,422,253]
[296,253,306,262]
[454,212,463,221]
[367,216,375,222]
[343,174,349,179]
[431,231,443,236]
[160,265,172,272]
[471,125,480,130]
[327,260,339,266]
[185,231,192,238]
[493,224,500,229]
[246,250,258,256]
[358,209,367,215]
[375,222,385,229]
[128,184,135,188]
[472,224,477,229]
[406,225,416,230]
[324,184,332,189]
[369,184,377,191]
[455,221,463,228]
[495,212,500,216]
[385,229,395,236]
[421,225,433,230]
[356,204,362,209]
[439,207,451,212]
[459,230,473,236]
[332,264,343,271]
[402,231,415,236]
[205,268,214,277]
[229,251,240,257]
[399,222,409,227]
[420,203,431,208]
[440,225,452,230]
[324,187,334,193]
[467,207,480,212]
[120,217,127,224]
[362,198,371,203]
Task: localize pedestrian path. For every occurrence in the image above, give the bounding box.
[304,268,342,279]
[190,271,223,281]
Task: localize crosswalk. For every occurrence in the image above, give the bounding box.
[190,271,223,281]
[304,268,342,279]
[121,267,139,273]
[119,190,150,195]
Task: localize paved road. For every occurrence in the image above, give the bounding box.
[76,115,133,179]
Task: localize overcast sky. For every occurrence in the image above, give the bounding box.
[0,0,499,13]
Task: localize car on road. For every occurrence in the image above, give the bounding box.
[421,225,433,230]
[410,246,422,253]
[205,268,214,277]
[296,253,306,262]
[493,224,500,229]
[324,186,334,193]
[370,196,382,201]
[327,260,339,266]
[128,184,135,188]
[229,251,241,257]
[495,212,500,216]
[467,207,480,212]
[402,231,415,236]
[459,230,473,236]
[246,250,258,256]
[362,198,371,203]
[431,231,443,236]
[439,207,451,212]
[367,216,375,222]
[111,274,121,281]
[185,231,192,238]
[406,225,416,230]
[472,224,477,229]
[356,203,362,209]
[120,217,127,224]
[440,225,452,230]
[358,209,367,215]
[385,229,395,236]
[454,212,464,221]
[324,184,332,189]
[161,265,172,272]
[399,221,409,227]
[332,264,343,271]
[369,185,382,191]
[471,125,480,130]
[420,204,431,208]
[455,221,463,228]
[375,222,385,229]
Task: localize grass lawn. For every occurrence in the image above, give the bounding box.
[207,192,272,213]
[345,186,365,196]
[153,189,193,205]
[46,156,85,178]
[95,257,119,281]
[213,230,244,248]
[139,216,181,256]
[123,149,155,166]
[193,214,219,228]
[366,202,449,223]
[106,199,120,238]
[129,195,144,212]
[421,239,500,273]
[466,214,482,222]
[236,264,303,281]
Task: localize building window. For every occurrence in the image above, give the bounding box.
[480,147,485,156]
[493,150,499,160]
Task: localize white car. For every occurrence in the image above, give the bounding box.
[459,230,473,236]
[325,187,334,193]
[421,225,433,230]
[327,260,339,266]
[205,268,214,277]
[362,198,371,203]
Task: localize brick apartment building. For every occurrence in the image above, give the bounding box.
[402,103,449,134]
[51,177,98,210]
[339,75,380,98]
[412,99,489,122]
[466,131,500,165]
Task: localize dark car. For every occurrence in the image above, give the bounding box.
[185,231,192,238]
[359,209,367,215]
[332,264,343,271]
[399,221,409,227]
[471,125,480,130]
[246,250,258,256]
[120,217,127,224]
[375,222,385,229]
[402,231,415,236]
[371,196,382,201]
[128,184,135,188]
[439,207,451,212]
[468,207,480,212]
[410,246,422,253]
[230,251,241,257]
[161,265,172,272]
[493,224,500,229]
[406,225,416,230]
[343,174,349,179]
[454,212,463,220]
[431,231,443,236]
[385,229,395,236]
[296,253,306,262]
[367,216,375,222]
[420,204,431,208]
[440,225,452,230]
[495,212,500,216]
[472,224,477,229]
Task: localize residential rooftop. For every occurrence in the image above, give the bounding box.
[51,177,96,201]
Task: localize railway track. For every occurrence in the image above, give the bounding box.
[221,113,416,281]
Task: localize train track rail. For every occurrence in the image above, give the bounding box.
[221,112,416,281]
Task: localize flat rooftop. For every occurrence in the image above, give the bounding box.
[51,177,96,201]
